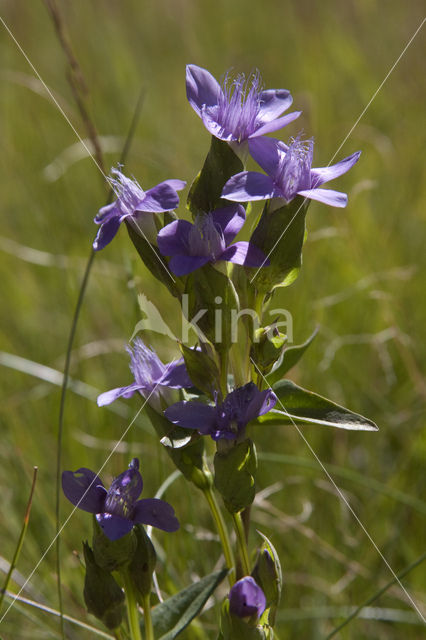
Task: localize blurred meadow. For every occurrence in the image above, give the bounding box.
[0,0,425,638]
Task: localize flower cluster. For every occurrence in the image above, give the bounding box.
[63,62,371,638]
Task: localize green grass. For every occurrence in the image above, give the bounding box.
[0,1,425,638]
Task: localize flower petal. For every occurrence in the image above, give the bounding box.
[220,241,269,267]
[229,576,266,618]
[310,151,361,187]
[165,401,217,433]
[160,360,192,388]
[95,202,117,224]
[157,220,192,256]
[62,468,106,513]
[222,172,277,202]
[211,204,246,244]
[133,498,179,532]
[252,111,302,138]
[248,136,285,176]
[160,179,186,192]
[140,182,181,213]
[297,188,348,208]
[168,255,209,276]
[186,64,221,116]
[97,382,144,407]
[244,388,277,424]
[96,512,133,541]
[257,89,293,122]
[93,216,122,251]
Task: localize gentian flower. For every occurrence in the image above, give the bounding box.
[97,338,192,411]
[229,576,266,619]
[93,167,186,251]
[186,64,301,144]
[222,136,361,208]
[164,382,277,441]
[157,204,267,276]
[62,458,179,541]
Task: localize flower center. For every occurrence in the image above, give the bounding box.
[215,72,262,143]
[188,215,226,260]
[276,137,313,201]
[108,168,145,217]
[104,460,142,519]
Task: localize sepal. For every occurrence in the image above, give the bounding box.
[92,516,137,572]
[252,531,282,626]
[82,541,125,630]
[127,524,157,599]
[214,439,257,513]
[219,599,268,640]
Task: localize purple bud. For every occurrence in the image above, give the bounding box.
[229,576,266,618]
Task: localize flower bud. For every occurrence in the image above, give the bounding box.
[83,542,125,630]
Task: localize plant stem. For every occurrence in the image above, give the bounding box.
[141,593,154,640]
[203,486,235,585]
[0,467,38,613]
[232,512,251,576]
[122,569,143,640]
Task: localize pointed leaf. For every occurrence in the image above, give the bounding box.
[248,196,309,292]
[140,569,228,639]
[257,380,378,431]
[266,328,318,385]
[126,221,183,298]
[188,136,243,217]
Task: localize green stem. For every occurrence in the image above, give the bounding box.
[232,512,251,576]
[122,569,143,640]
[0,467,38,613]
[141,593,154,640]
[203,486,235,585]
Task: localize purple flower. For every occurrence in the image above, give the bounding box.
[62,458,179,541]
[157,205,267,276]
[186,64,301,144]
[164,382,277,441]
[93,167,186,251]
[97,338,192,410]
[222,136,361,208]
[229,577,266,619]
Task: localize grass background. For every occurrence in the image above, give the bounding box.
[0,1,425,638]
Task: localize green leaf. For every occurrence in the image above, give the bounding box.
[126,220,183,298]
[141,569,228,639]
[214,439,257,512]
[187,136,243,217]
[258,380,378,431]
[266,328,318,385]
[249,196,309,293]
[185,263,239,353]
[179,341,221,399]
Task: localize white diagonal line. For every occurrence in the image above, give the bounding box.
[250,16,425,284]
[0,15,177,285]
[251,358,426,624]
[0,369,172,624]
